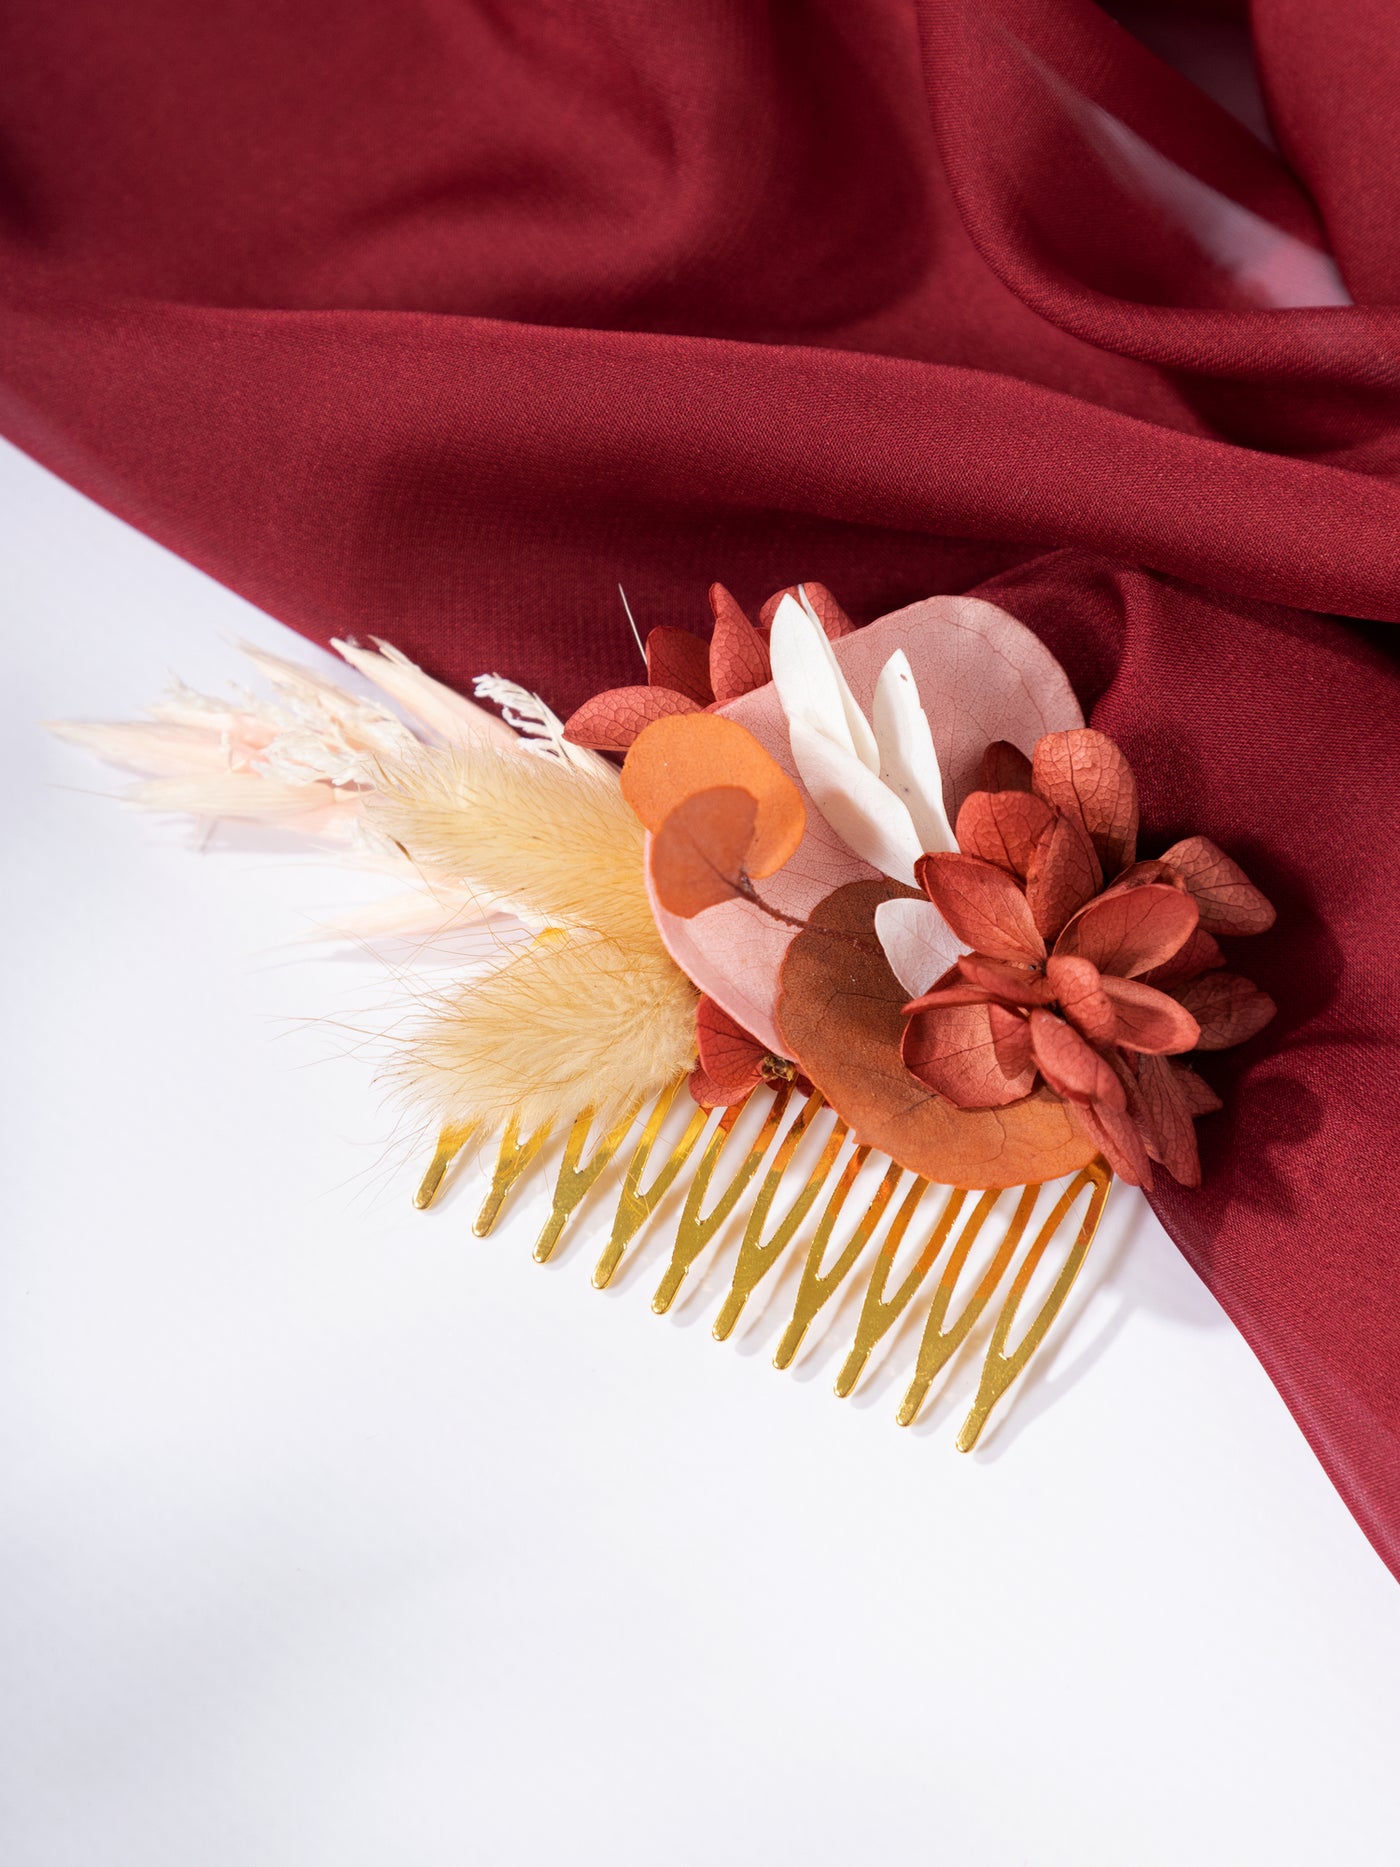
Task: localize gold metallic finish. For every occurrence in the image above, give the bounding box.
[955,1159,1113,1452]
[833,1183,971,1398]
[413,1123,477,1211]
[650,1083,792,1314]
[473,1115,552,1238]
[896,1181,1041,1427]
[592,1081,711,1290]
[773,1154,905,1370]
[711,1094,841,1341]
[533,1103,642,1264]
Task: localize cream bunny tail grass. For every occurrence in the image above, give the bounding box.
[395,929,698,1137]
[368,740,661,952]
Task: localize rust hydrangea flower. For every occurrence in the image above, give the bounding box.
[898,730,1276,1189]
[688,995,811,1109]
[562,583,853,752]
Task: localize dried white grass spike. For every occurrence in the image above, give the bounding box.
[472,675,613,777]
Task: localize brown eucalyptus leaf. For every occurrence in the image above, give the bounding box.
[650,787,758,917]
[1026,810,1103,940]
[1174,971,1277,1050]
[915,852,1046,963]
[707,583,771,703]
[776,881,1096,1188]
[1054,882,1198,978]
[1159,836,1276,936]
[1031,728,1139,872]
[563,685,702,751]
[955,788,1055,877]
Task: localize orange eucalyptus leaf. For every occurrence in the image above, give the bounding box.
[650,787,758,917]
[622,712,804,876]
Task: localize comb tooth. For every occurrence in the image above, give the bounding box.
[773,1155,904,1370]
[651,1083,792,1314]
[833,1184,972,1399]
[532,1104,641,1264]
[895,1182,1040,1427]
[711,1095,842,1341]
[413,1123,477,1211]
[593,1081,711,1290]
[473,1115,552,1237]
[956,1159,1114,1452]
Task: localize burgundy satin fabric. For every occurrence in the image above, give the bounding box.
[2,3,1397,1570]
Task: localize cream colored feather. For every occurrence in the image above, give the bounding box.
[398,929,697,1135]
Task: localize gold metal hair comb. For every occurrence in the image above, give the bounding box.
[413,1080,1113,1449]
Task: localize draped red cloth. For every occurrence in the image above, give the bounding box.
[3,2,1397,1570]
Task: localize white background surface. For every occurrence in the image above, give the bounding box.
[4,434,1400,1866]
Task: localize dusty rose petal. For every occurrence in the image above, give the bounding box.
[1026,810,1102,940]
[1075,1096,1154,1189]
[902,1001,1038,1109]
[1134,1053,1204,1186]
[955,788,1055,877]
[645,627,714,706]
[1141,925,1225,989]
[957,953,1054,1007]
[564,685,701,750]
[695,994,767,1095]
[1160,835,1276,936]
[707,584,771,702]
[1031,728,1139,873]
[1028,1009,1126,1110]
[650,787,759,917]
[1106,858,1180,894]
[688,1062,750,1109]
[987,1000,1035,1079]
[1172,1061,1224,1116]
[1045,954,1116,1046]
[1174,971,1277,1050]
[916,853,1046,963]
[759,581,855,640]
[1100,974,1201,1054]
[981,740,1034,792]
[904,980,1003,1013]
[1054,882,1199,978]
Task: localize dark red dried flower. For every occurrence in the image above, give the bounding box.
[689,994,810,1109]
[901,730,1276,1189]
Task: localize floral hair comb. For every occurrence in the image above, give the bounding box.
[54,582,1275,1447]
